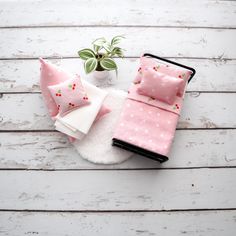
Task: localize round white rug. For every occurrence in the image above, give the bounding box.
[73,89,133,164]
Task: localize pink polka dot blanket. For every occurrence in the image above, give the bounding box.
[112,54,196,163]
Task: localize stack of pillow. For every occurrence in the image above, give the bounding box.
[39,58,133,164]
[39,58,110,141]
[134,56,192,104]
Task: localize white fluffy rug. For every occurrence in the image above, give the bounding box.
[73,89,133,164]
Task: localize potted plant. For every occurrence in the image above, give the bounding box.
[78,35,125,79]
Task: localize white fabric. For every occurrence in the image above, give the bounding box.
[55,80,107,139]
[55,119,85,139]
[73,89,133,164]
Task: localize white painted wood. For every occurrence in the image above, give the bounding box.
[0,169,235,210]
[1,58,236,93]
[0,0,235,233]
[0,0,236,28]
[0,210,236,236]
[0,93,235,130]
[0,27,235,59]
[0,130,235,169]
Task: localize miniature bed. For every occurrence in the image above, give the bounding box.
[112,53,196,163]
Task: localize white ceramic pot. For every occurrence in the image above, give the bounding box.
[93,70,110,80]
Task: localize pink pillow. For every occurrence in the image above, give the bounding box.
[137,68,184,105]
[48,75,90,116]
[134,56,192,97]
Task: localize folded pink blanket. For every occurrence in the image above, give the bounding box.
[112,54,196,162]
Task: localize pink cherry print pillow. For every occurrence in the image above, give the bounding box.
[134,56,192,97]
[137,68,184,105]
[48,75,90,116]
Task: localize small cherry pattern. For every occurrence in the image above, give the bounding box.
[68,83,76,90]
[178,73,186,79]
[134,81,141,85]
[68,102,75,108]
[56,90,62,96]
[83,95,89,100]
[148,96,156,102]
[173,103,180,110]
[153,65,160,71]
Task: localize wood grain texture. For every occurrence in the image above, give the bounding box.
[0,1,235,233]
[0,93,235,131]
[0,27,235,59]
[0,169,235,211]
[0,0,236,28]
[0,130,235,169]
[0,210,236,236]
[1,58,236,93]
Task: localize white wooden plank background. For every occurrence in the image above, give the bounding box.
[0,0,235,28]
[0,211,235,236]
[0,27,235,59]
[0,169,236,210]
[0,0,236,235]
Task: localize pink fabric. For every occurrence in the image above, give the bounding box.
[128,84,183,115]
[39,58,72,117]
[113,99,178,156]
[137,68,184,105]
[39,58,110,142]
[134,56,192,97]
[113,55,193,156]
[95,105,111,122]
[48,75,90,116]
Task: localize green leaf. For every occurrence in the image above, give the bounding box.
[84,58,98,74]
[111,35,125,46]
[103,42,111,52]
[92,37,106,47]
[112,47,124,57]
[93,44,101,53]
[78,48,95,60]
[100,58,117,71]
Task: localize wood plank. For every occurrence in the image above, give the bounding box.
[0,169,235,210]
[0,0,235,28]
[0,93,235,131]
[0,130,235,169]
[1,58,236,93]
[0,210,235,236]
[0,27,235,59]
